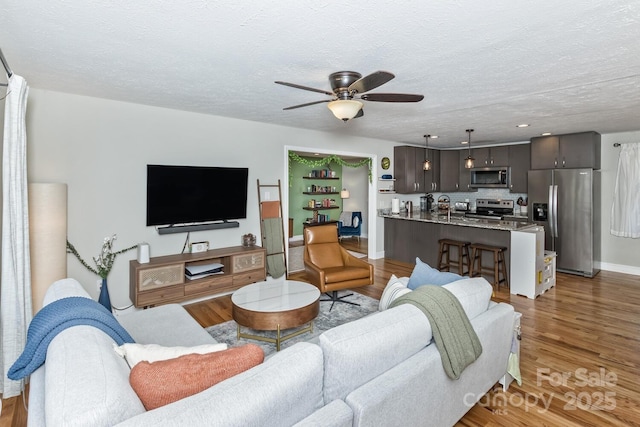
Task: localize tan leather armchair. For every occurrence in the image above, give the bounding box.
[303,224,373,310]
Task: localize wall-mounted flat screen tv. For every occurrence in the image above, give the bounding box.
[146,164,249,226]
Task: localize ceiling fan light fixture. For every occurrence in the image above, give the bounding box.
[327,100,363,121]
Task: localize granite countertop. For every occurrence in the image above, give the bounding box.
[381,211,537,232]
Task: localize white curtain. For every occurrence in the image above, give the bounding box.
[0,74,32,398]
[611,143,640,238]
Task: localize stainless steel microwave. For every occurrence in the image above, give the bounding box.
[470,167,510,188]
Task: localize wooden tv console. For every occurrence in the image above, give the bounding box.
[129,245,266,308]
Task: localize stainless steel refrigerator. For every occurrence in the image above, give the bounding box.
[528,168,601,277]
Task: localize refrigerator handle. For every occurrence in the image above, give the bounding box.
[553,185,559,238]
[548,185,555,237]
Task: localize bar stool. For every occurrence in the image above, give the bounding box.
[469,243,508,289]
[437,239,471,275]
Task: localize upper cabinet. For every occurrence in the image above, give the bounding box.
[473,146,510,167]
[424,149,440,192]
[439,150,461,192]
[394,146,426,194]
[530,131,601,170]
[508,143,530,193]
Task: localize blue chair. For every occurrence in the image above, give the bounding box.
[338,211,362,241]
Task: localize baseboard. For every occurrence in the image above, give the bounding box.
[598,262,640,277]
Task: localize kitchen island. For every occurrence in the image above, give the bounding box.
[382,211,537,281]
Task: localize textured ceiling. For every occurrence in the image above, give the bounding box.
[1,1,640,148]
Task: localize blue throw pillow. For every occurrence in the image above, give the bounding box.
[407,257,463,290]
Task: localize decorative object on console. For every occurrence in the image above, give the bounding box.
[137,242,150,264]
[464,128,475,169]
[242,233,257,247]
[66,235,138,311]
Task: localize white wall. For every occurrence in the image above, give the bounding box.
[25,88,399,307]
[599,131,640,274]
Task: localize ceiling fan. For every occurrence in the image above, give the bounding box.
[275,71,424,121]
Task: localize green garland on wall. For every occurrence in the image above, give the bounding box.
[288,152,372,185]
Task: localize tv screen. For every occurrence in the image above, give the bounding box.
[146,164,249,226]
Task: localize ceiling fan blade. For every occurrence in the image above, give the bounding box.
[283,99,331,110]
[360,93,424,102]
[348,71,395,94]
[275,81,334,96]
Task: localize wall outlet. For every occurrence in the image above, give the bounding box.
[190,241,209,253]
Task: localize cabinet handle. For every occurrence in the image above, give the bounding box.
[554,159,558,167]
[562,158,566,167]
[456,183,459,189]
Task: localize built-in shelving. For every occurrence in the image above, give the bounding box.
[303,192,340,195]
[378,177,396,194]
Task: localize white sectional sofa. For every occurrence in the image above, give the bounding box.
[27,277,515,427]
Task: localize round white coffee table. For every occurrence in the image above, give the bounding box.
[231,279,320,351]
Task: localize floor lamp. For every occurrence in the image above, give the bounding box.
[28,183,67,314]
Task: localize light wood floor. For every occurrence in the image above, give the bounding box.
[3,250,640,426]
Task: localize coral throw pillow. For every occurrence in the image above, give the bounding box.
[130,344,264,410]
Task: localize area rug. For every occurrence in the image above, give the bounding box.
[347,250,367,259]
[206,291,379,357]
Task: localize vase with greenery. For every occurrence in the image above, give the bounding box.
[66,235,138,311]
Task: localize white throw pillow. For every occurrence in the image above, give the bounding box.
[114,342,228,368]
[352,216,360,228]
[442,277,493,320]
[379,274,412,311]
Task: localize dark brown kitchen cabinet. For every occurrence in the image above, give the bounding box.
[439,150,460,192]
[394,146,426,194]
[424,149,440,192]
[530,131,600,170]
[508,143,530,193]
[473,146,509,166]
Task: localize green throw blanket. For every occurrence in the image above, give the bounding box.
[389,285,482,379]
[262,217,286,278]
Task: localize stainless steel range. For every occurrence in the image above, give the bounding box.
[465,199,514,220]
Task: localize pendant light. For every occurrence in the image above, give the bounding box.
[423,134,431,171]
[464,128,475,169]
